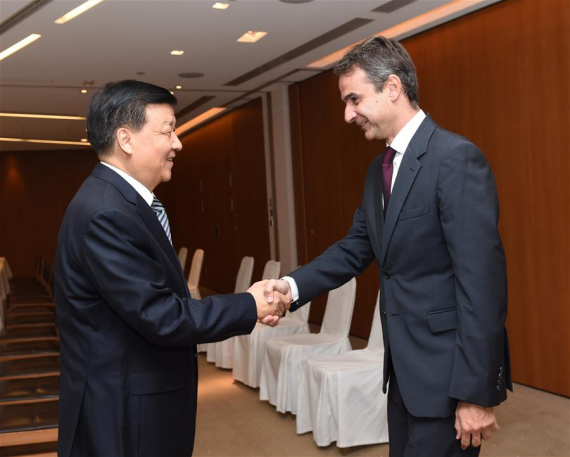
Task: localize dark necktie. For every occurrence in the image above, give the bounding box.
[382,146,397,216]
[151,196,172,244]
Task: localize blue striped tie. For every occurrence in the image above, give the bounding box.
[151,196,172,244]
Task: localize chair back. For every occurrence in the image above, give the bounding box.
[261,260,280,280]
[366,291,384,353]
[187,249,204,290]
[321,277,356,337]
[234,256,254,293]
[178,247,188,271]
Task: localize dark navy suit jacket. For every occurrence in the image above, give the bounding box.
[55,163,257,456]
[289,116,512,418]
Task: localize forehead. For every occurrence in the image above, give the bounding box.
[339,67,374,97]
[144,104,176,126]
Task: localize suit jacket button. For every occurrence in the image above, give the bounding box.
[498,372,503,378]
[383,272,391,279]
[496,385,501,391]
[499,366,504,372]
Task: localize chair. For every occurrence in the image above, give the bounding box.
[259,277,356,414]
[187,249,204,300]
[295,291,389,449]
[178,247,188,272]
[233,262,315,388]
[206,256,254,367]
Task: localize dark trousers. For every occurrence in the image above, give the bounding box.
[387,373,481,457]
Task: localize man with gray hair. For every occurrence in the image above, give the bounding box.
[265,36,510,456]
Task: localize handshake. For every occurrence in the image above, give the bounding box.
[247,279,292,327]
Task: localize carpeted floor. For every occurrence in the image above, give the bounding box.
[194,338,569,457]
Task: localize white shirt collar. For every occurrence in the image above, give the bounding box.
[100,161,154,206]
[388,109,426,154]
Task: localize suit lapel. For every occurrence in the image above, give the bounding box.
[380,116,437,265]
[136,195,182,274]
[91,163,182,276]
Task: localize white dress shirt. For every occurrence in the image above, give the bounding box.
[100,161,154,206]
[283,109,427,303]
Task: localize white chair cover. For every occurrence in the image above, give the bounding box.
[206,256,254,366]
[233,300,311,388]
[259,278,357,414]
[260,260,280,282]
[187,249,204,300]
[295,291,388,448]
[189,249,208,353]
[178,247,188,272]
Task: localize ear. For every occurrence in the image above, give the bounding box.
[116,127,134,155]
[385,74,402,101]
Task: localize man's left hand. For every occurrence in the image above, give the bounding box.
[455,401,499,449]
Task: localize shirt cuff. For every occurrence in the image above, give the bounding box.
[281,276,299,302]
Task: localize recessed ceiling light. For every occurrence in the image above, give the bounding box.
[237,31,267,43]
[0,34,41,62]
[0,137,91,146]
[170,50,184,56]
[212,2,230,9]
[175,85,182,90]
[54,0,104,25]
[80,89,88,94]
[0,112,86,120]
[170,91,174,95]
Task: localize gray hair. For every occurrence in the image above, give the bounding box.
[334,36,419,107]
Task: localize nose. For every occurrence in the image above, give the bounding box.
[172,132,182,151]
[344,105,356,124]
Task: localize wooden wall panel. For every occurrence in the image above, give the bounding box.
[0,150,97,276]
[290,0,569,396]
[160,98,271,293]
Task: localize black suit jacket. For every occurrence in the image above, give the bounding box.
[289,116,512,417]
[55,163,257,456]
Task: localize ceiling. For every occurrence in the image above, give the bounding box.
[0,0,498,151]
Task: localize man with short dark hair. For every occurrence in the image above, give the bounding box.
[266,37,511,456]
[55,80,286,457]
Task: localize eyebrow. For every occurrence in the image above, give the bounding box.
[342,92,357,102]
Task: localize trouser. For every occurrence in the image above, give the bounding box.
[387,373,481,457]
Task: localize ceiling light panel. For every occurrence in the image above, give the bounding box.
[0,137,91,146]
[0,113,86,120]
[237,31,267,43]
[176,108,225,136]
[170,50,185,56]
[212,2,230,10]
[0,34,41,62]
[54,0,105,24]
